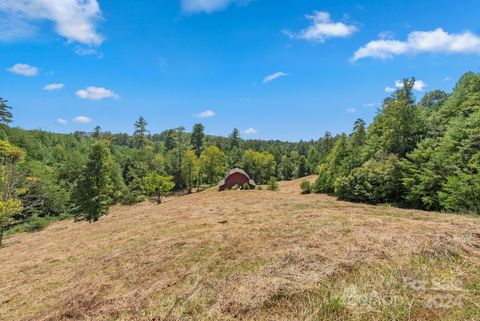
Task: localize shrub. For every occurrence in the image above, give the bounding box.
[314,164,334,193]
[335,153,403,204]
[267,177,279,191]
[24,216,50,232]
[242,183,250,190]
[300,180,312,194]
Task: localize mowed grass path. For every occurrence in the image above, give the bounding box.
[1,177,480,321]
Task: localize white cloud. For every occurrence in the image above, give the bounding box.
[353,28,480,61]
[263,71,289,84]
[43,83,64,91]
[73,116,92,124]
[443,76,452,81]
[346,108,356,113]
[285,11,357,43]
[0,0,104,46]
[244,128,257,135]
[74,46,102,57]
[7,63,38,76]
[56,118,67,125]
[197,110,215,118]
[363,102,377,107]
[394,79,427,91]
[385,79,427,93]
[385,87,396,94]
[181,0,234,14]
[76,86,119,100]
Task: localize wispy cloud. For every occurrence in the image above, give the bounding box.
[73,116,92,124]
[56,118,68,125]
[76,86,119,100]
[74,46,103,57]
[43,83,64,91]
[181,0,248,14]
[353,28,480,61]
[363,102,377,107]
[7,63,38,76]
[346,108,356,113]
[197,110,215,119]
[244,127,258,135]
[385,87,396,94]
[284,11,357,43]
[263,71,289,84]
[0,0,104,46]
[385,80,427,93]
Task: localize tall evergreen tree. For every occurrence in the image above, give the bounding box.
[92,126,102,139]
[191,123,205,157]
[73,142,116,222]
[133,116,150,148]
[228,128,241,150]
[0,98,13,125]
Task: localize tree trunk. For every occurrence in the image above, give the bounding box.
[0,227,3,248]
[157,192,162,204]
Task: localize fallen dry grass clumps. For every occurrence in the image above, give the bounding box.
[1,176,480,320]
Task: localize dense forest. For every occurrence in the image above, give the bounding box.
[303,71,480,216]
[1,71,479,244]
[0,98,335,244]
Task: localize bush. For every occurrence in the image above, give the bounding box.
[335,153,403,204]
[121,188,145,205]
[300,180,312,194]
[439,171,480,214]
[313,164,334,193]
[242,183,250,190]
[267,177,279,191]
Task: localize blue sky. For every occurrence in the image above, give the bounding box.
[1,0,480,141]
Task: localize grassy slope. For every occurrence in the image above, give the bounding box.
[1,177,480,321]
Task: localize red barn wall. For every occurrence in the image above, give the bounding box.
[220,172,253,190]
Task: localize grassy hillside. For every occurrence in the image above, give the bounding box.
[1,178,479,321]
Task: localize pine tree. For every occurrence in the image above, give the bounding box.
[92,126,102,139]
[191,123,205,157]
[0,98,13,125]
[73,142,115,222]
[228,128,241,150]
[133,116,150,148]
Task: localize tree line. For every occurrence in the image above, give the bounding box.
[302,71,480,215]
[1,70,478,245]
[0,100,334,244]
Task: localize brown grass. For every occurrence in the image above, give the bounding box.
[1,176,480,321]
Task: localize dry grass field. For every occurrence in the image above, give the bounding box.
[1,177,480,321]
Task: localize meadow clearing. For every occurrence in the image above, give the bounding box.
[1,177,479,321]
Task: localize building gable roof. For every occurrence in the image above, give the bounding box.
[218,168,256,187]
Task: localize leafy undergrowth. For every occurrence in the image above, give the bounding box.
[1,177,479,321]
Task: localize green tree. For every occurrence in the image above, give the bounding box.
[0,98,13,125]
[191,123,205,157]
[241,149,276,184]
[297,155,308,178]
[143,174,175,204]
[73,142,117,222]
[91,126,102,140]
[228,128,241,150]
[167,127,191,188]
[181,150,200,193]
[279,155,294,180]
[0,140,24,247]
[199,146,225,185]
[133,116,150,148]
